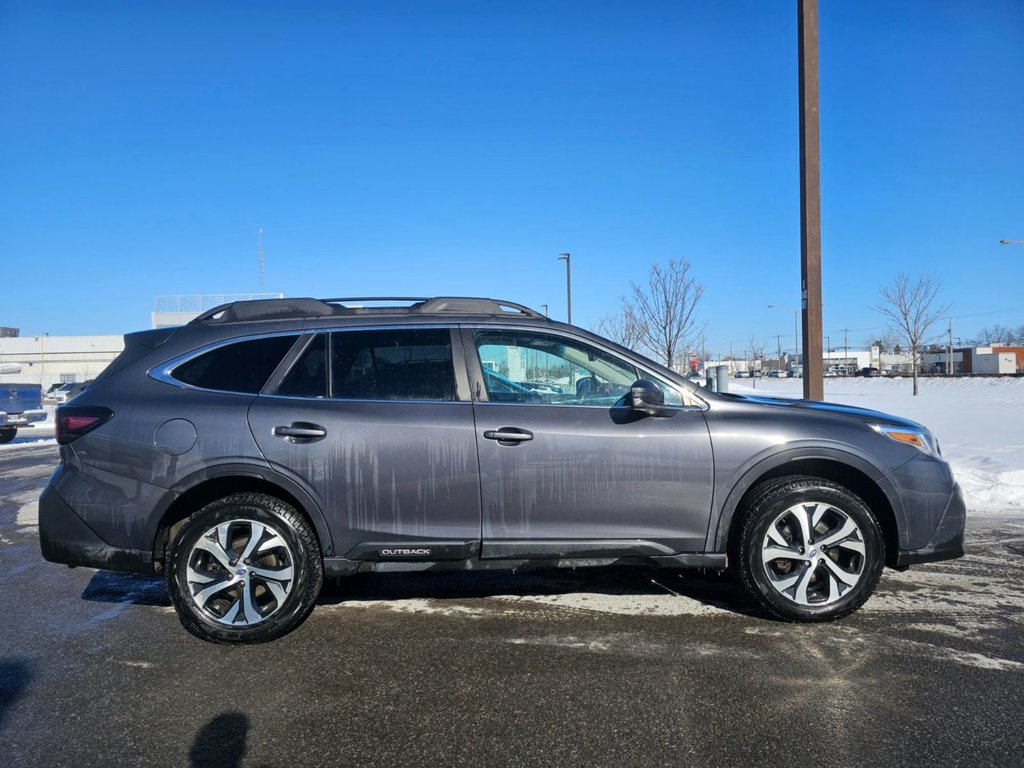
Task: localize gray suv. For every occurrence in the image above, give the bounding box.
[39,297,966,643]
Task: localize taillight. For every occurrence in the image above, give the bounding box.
[56,406,114,445]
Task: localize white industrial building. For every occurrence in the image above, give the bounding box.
[0,335,124,388]
[151,293,283,328]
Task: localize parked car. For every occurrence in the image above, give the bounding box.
[39,296,966,643]
[768,370,781,378]
[0,383,46,443]
[855,367,882,378]
[49,382,77,404]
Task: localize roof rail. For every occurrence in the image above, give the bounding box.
[187,295,546,325]
[412,297,544,318]
[189,298,334,325]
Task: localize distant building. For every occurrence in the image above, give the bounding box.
[0,327,18,338]
[152,293,284,328]
[0,335,124,388]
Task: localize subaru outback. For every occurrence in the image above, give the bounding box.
[39,296,966,643]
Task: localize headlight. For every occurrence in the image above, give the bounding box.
[874,424,940,458]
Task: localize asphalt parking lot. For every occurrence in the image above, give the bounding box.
[2,443,1022,768]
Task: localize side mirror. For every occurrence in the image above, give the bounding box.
[629,379,666,416]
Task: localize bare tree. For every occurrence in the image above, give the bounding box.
[623,259,704,370]
[749,335,765,391]
[875,274,951,395]
[974,324,1012,345]
[866,329,899,354]
[595,308,647,352]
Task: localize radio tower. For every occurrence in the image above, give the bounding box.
[257,227,266,294]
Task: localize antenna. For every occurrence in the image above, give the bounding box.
[257,227,266,294]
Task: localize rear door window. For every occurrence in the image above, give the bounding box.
[331,329,456,401]
[172,335,298,394]
[276,334,328,397]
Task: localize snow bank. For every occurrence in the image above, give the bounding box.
[730,377,1024,514]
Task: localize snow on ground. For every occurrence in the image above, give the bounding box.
[730,376,1024,514]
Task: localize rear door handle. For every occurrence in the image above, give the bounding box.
[273,423,327,442]
[483,427,533,443]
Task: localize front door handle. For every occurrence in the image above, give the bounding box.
[483,427,534,443]
[273,423,327,442]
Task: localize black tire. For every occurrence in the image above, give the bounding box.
[166,492,323,644]
[0,427,16,444]
[738,476,884,622]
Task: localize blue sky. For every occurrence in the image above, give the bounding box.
[2,1,1022,354]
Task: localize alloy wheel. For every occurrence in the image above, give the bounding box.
[185,519,295,626]
[760,501,866,606]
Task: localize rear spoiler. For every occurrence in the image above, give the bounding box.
[124,327,180,349]
[91,327,181,385]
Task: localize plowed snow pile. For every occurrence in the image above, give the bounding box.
[733,376,1024,514]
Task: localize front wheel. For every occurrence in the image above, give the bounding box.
[166,492,323,643]
[738,477,884,622]
[0,427,16,444]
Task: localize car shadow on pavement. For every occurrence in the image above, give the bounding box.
[189,712,248,768]
[0,659,33,733]
[80,570,170,607]
[75,563,767,618]
[318,565,763,617]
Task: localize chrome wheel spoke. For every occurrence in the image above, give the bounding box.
[257,533,287,554]
[240,581,262,624]
[219,598,241,625]
[238,522,266,562]
[834,538,866,557]
[822,555,860,589]
[264,579,289,603]
[763,545,802,563]
[817,517,859,548]
[194,537,233,570]
[792,505,814,548]
[193,576,237,608]
[249,564,293,583]
[186,563,218,585]
[793,564,814,605]
[770,570,803,592]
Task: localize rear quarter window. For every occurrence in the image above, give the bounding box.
[172,335,298,394]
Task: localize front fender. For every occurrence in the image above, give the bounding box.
[708,443,909,554]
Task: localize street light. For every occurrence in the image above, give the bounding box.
[558,252,572,324]
[541,304,549,317]
[768,305,800,372]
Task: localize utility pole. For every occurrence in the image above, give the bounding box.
[947,317,953,375]
[777,334,782,373]
[798,0,824,399]
[843,328,849,373]
[257,227,266,295]
[558,252,572,325]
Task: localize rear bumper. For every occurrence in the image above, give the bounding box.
[1,409,45,427]
[895,482,967,567]
[38,484,151,573]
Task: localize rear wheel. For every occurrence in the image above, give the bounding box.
[738,477,884,622]
[166,492,323,643]
[0,427,16,444]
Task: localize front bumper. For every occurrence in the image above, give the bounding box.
[38,484,151,573]
[895,482,967,567]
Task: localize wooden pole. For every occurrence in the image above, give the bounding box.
[798,0,824,400]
